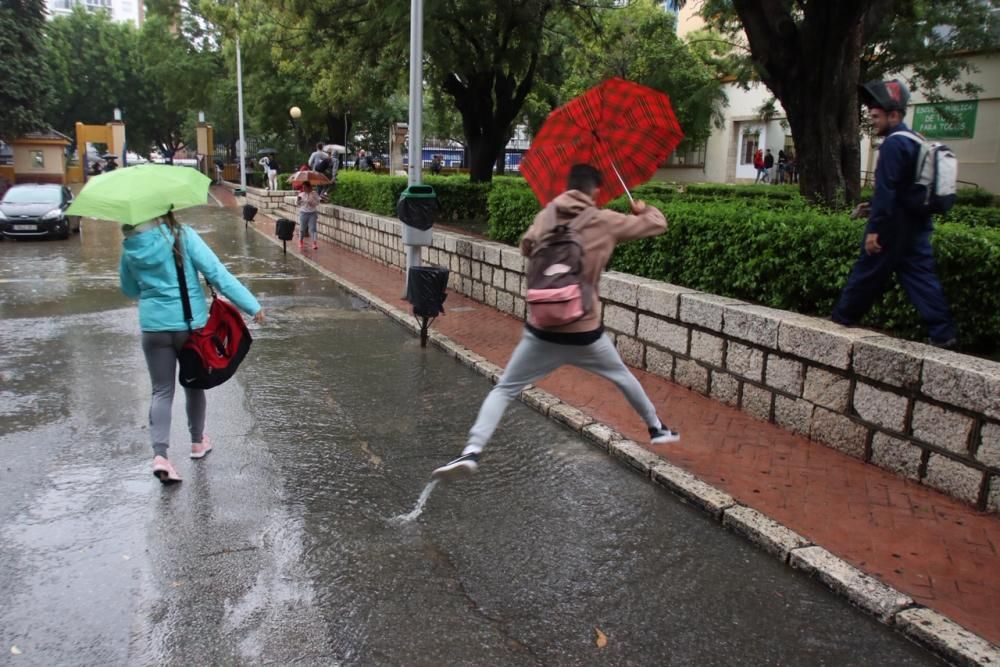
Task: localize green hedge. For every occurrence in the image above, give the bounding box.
[485,187,1000,352]
[324,171,491,223]
[939,205,1000,229]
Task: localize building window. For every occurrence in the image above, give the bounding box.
[740,133,760,165]
[665,142,706,167]
[30,151,45,170]
[52,0,73,8]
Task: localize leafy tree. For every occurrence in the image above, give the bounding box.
[0,0,49,141]
[42,8,140,138]
[557,1,727,156]
[131,6,225,158]
[688,0,999,206]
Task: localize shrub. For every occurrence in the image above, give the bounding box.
[327,171,492,222]
[939,205,1000,229]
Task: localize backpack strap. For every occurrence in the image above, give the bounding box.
[171,227,194,333]
[890,130,925,145]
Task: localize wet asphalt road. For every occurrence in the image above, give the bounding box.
[0,207,940,666]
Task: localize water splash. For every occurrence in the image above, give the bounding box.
[390,480,438,525]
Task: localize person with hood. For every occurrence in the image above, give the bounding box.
[831,78,957,347]
[431,164,680,482]
[119,211,265,484]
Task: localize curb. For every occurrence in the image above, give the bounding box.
[247,220,1000,667]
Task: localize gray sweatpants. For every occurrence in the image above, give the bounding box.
[299,211,318,241]
[463,330,660,455]
[141,331,206,458]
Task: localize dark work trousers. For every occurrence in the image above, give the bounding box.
[832,223,956,343]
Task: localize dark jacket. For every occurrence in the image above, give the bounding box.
[868,122,930,236]
[764,153,774,169]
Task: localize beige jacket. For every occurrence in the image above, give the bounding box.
[520,189,667,333]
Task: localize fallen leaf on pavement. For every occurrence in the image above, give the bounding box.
[11,645,22,655]
[595,628,607,648]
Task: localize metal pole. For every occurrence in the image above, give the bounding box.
[407,0,423,188]
[404,0,424,293]
[236,31,247,191]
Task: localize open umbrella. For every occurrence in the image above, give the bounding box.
[323,144,346,155]
[66,164,211,225]
[256,147,278,156]
[520,78,684,207]
[289,169,332,186]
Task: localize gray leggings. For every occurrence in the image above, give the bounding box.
[299,211,318,240]
[464,330,659,455]
[141,331,206,458]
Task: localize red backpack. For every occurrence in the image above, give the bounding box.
[177,294,252,389]
[172,233,252,389]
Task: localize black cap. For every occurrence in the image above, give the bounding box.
[859,79,910,113]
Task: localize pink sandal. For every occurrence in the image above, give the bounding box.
[190,436,213,460]
[153,456,182,484]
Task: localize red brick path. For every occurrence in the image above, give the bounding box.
[217,187,999,645]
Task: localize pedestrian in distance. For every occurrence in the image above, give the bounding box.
[297,181,320,251]
[777,149,787,184]
[431,164,680,482]
[753,148,766,183]
[763,149,774,183]
[308,142,328,173]
[119,210,265,484]
[356,149,372,171]
[831,78,957,348]
[259,155,279,190]
[430,154,443,175]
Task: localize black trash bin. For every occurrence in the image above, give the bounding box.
[275,217,296,240]
[406,265,449,317]
[243,203,258,222]
[397,184,438,231]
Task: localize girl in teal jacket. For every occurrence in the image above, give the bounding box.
[119,211,265,484]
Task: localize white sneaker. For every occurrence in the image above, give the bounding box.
[431,453,480,482]
[649,423,680,445]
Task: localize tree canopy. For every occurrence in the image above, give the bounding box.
[0,0,50,141]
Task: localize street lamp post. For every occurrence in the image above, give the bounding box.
[236,31,247,191]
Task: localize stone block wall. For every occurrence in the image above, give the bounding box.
[254,191,1000,512]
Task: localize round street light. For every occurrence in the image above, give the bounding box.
[289,106,302,120]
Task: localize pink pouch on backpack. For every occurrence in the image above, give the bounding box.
[526,284,585,328]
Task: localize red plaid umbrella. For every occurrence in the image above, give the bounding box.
[521,78,684,207]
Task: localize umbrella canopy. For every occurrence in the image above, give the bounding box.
[289,169,332,186]
[323,144,346,155]
[66,164,211,225]
[520,78,684,207]
[101,153,118,160]
[256,147,278,156]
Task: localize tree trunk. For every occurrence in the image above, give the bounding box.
[466,131,506,182]
[441,44,540,183]
[730,0,884,207]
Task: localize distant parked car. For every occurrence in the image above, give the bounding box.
[0,184,81,240]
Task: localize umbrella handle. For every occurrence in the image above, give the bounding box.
[609,160,634,204]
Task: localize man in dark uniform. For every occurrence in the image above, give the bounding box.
[831,79,957,348]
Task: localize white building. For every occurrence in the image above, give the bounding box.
[659,5,1000,193]
[46,0,143,27]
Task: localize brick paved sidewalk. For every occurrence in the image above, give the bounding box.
[217,187,999,646]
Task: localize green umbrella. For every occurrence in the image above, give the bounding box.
[66,164,211,225]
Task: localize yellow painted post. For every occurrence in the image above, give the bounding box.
[108,121,126,162]
[196,122,214,178]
